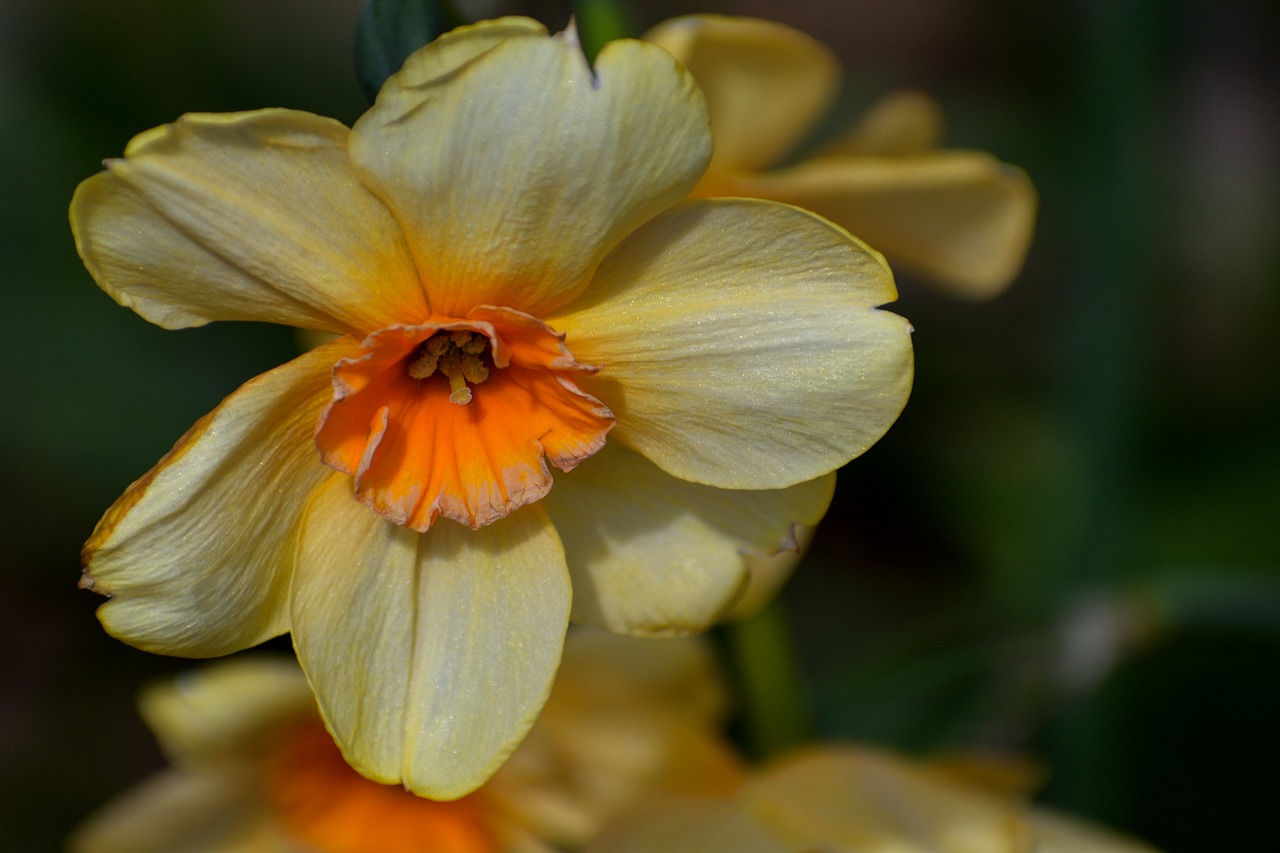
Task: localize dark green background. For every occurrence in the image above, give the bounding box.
[2,1,1277,850]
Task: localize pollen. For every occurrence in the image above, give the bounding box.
[408,330,491,405]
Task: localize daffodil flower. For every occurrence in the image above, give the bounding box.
[589,746,1164,853]
[69,633,745,853]
[73,18,912,798]
[646,15,1038,298]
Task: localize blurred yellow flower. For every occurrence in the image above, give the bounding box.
[588,745,1163,853]
[73,19,912,797]
[646,15,1038,298]
[70,633,745,853]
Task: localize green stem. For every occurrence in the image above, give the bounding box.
[724,598,811,759]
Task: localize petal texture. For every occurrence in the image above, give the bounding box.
[72,110,423,334]
[544,444,833,636]
[644,15,838,173]
[82,339,356,657]
[550,199,914,490]
[731,153,1038,298]
[291,479,571,799]
[350,28,711,318]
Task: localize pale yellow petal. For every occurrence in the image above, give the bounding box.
[741,747,1032,851]
[72,110,423,334]
[551,199,913,490]
[728,518,821,621]
[586,798,788,853]
[68,768,286,853]
[1028,808,1164,853]
[545,444,833,635]
[291,479,571,799]
[820,89,946,157]
[645,15,838,173]
[82,339,357,657]
[732,152,1038,298]
[139,656,312,769]
[350,31,710,318]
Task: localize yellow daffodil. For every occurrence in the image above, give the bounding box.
[645,15,1038,298]
[73,19,912,798]
[70,632,745,853]
[588,745,1163,853]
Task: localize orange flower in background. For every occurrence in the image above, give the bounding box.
[588,746,1163,853]
[74,19,912,797]
[69,632,744,853]
[646,15,1038,298]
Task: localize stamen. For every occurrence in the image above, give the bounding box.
[407,330,491,405]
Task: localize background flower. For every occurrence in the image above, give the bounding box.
[70,632,744,853]
[587,745,1161,852]
[645,14,1038,299]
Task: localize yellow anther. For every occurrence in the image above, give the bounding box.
[408,329,491,404]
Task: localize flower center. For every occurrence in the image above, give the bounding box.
[407,330,491,405]
[316,308,614,531]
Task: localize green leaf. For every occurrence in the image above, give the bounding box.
[354,0,462,103]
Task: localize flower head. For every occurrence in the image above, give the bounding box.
[589,745,1163,852]
[69,633,744,853]
[645,15,1038,298]
[74,19,912,797]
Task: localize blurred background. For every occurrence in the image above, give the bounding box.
[2,0,1277,849]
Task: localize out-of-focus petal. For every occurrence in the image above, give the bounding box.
[351,26,710,318]
[727,518,822,621]
[291,478,571,799]
[551,199,913,490]
[731,152,1038,298]
[68,768,284,853]
[586,798,789,853]
[82,339,357,657]
[645,14,838,173]
[72,111,422,334]
[544,444,833,635]
[819,89,946,157]
[140,656,313,769]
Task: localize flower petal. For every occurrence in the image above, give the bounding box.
[731,152,1038,298]
[68,768,279,853]
[819,89,946,157]
[550,199,913,490]
[543,444,834,636]
[82,339,356,657]
[140,656,313,769]
[350,26,711,318]
[585,799,787,853]
[644,15,838,173]
[72,110,423,334]
[291,478,571,799]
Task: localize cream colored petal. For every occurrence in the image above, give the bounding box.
[72,110,423,335]
[740,746,1032,851]
[819,89,946,156]
[734,152,1038,298]
[728,519,821,621]
[644,15,839,173]
[68,768,286,853]
[291,478,571,799]
[82,339,356,657]
[586,798,788,853]
[550,199,913,490]
[140,656,313,769]
[544,444,833,635]
[350,30,710,318]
